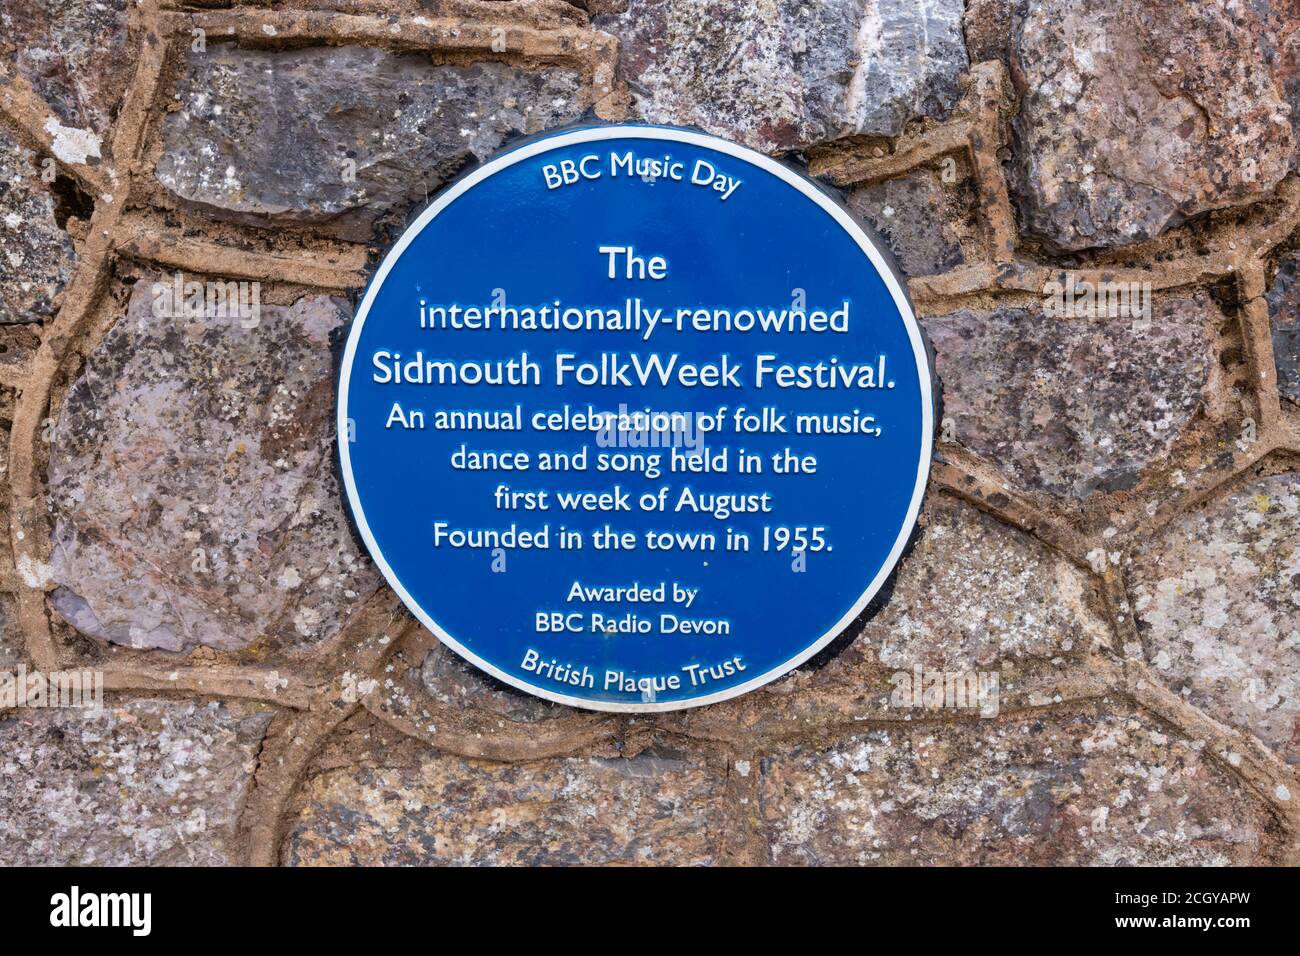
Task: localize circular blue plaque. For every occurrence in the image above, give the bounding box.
[338,125,933,711]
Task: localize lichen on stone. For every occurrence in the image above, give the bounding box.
[155,45,588,239]
[0,126,76,323]
[1130,472,1300,764]
[924,295,1217,499]
[1010,0,1295,250]
[0,699,273,866]
[47,278,381,654]
[596,0,968,153]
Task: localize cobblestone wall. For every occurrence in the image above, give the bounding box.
[0,0,1297,865]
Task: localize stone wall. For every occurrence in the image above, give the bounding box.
[0,0,1297,865]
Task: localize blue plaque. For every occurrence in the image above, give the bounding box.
[338,125,934,711]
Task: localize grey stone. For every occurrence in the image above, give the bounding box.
[0,126,76,323]
[1130,472,1300,764]
[924,294,1217,499]
[155,46,586,239]
[1266,250,1300,404]
[595,0,968,153]
[846,164,974,277]
[0,699,272,865]
[759,703,1284,864]
[48,278,381,654]
[0,0,131,152]
[1011,0,1294,251]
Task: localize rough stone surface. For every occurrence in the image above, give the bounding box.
[48,278,381,654]
[155,45,586,239]
[357,641,615,763]
[284,721,735,865]
[863,495,1110,670]
[963,0,1016,66]
[1255,0,1300,165]
[661,494,1110,737]
[759,703,1283,865]
[1010,0,1295,251]
[924,295,1217,499]
[846,164,976,277]
[0,0,131,155]
[0,699,272,865]
[1266,250,1300,403]
[0,126,76,323]
[0,593,21,667]
[0,322,40,376]
[419,641,560,724]
[595,0,968,153]
[1130,473,1300,765]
